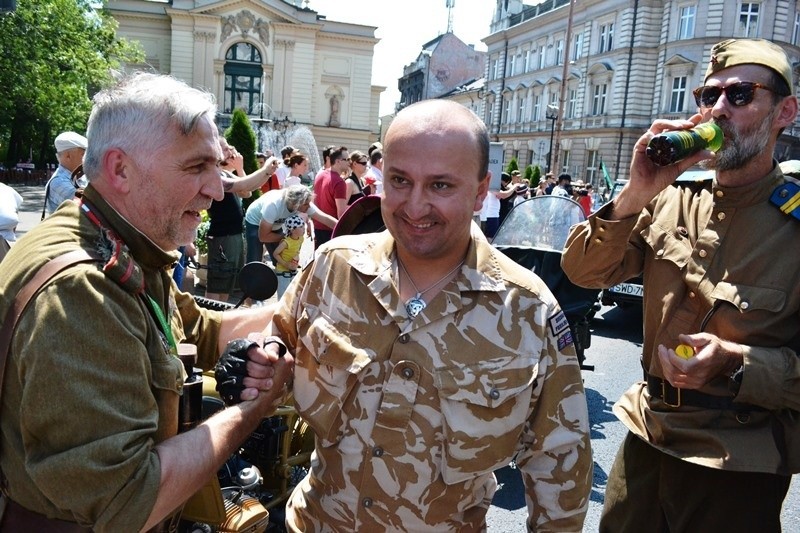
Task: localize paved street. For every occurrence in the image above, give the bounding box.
[7,184,800,531]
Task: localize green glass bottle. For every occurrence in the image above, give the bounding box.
[646,123,723,166]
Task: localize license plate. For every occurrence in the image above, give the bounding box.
[609,282,643,297]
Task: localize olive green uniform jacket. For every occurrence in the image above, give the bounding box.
[563,166,800,475]
[0,186,223,530]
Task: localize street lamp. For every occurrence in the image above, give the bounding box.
[545,104,559,174]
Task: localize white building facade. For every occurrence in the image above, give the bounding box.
[108,0,384,157]
[479,0,800,190]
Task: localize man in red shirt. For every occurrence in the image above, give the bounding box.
[312,145,349,247]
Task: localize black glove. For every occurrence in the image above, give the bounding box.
[215,338,258,405]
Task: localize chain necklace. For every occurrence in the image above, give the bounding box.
[397,256,464,318]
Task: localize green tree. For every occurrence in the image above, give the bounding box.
[224,108,260,210]
[506,157,519,175]
[524,165,534,184]
[0,0,143,167]
[224,108,258,175]
[531,165,541,185]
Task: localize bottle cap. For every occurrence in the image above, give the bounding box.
[675,344,694,359]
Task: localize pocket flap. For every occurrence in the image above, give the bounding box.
[435,355,537,408]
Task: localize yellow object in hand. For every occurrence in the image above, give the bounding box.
[675,344,695,359]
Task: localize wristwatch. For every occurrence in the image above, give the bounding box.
[728,364,744,395]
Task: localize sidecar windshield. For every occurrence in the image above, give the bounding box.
[492,196,586,252]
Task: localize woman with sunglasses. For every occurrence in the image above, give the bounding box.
[346,150,372,205]
[563,38,800,533]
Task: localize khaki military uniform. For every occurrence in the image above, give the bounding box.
[562,166,800,474]
[272,225,592,532]
[0,186,223,531]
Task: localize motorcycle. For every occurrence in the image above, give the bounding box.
[182,261,314,532]
[492,195,599,370]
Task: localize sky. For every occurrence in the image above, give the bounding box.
[304,0,497,115]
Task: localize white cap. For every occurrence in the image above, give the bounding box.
[54,131,87,153]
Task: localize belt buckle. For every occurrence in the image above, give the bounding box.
[662,381,681,408]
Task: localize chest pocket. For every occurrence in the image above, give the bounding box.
[434,354,538,485]
[295,307,374,447]
[641,223,692,270]
[711,281,786,314]
[149,348,184,443]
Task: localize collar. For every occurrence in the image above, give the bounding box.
[711,163,783,208]
[341,223,507,295]
[82,185,180,271]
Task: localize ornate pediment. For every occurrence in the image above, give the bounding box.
[221,10,270,43]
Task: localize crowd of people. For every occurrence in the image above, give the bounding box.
[0,36,798,533]
[479,168,600,237]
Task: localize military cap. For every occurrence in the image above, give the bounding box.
[705,39,794,95]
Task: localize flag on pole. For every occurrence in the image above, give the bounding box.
[600,160,613,191]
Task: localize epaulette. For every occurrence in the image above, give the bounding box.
[770,178,800,221]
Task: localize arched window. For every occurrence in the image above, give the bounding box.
[223,43,263,114]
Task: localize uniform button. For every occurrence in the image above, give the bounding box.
[717,212,726,221]
[740,301,750,310]
[715,190,724,198]
[399,334,409,344]
[598,226,606,232]
[362,497,373,508]
[489,388,501,400]
[698,250,707,258]
[677,226,688,237]
[401,367,415,379]
[656,249,665,257]
[593,237,603,243]
[373,447,384,457]
[689,291,696,298]
[780,188,789,198]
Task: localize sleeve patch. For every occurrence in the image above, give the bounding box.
[557,329,574,351]
[549,311,570,336]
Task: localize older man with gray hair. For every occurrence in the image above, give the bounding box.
[243,184,338,264]
[0,73,292,530]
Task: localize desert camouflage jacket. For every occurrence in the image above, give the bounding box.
[272,225,592,532]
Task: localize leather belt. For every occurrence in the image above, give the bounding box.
[276,271,296,278]
[0,496,92,532]
[645,374,761,411]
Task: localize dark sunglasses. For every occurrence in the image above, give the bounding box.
[692,82,777,108]
[353,160,367,165]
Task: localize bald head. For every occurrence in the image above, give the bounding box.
[385,100,489,181]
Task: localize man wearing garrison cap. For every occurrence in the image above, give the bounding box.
[564,38,800,532]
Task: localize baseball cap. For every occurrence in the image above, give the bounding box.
[705,39,794,95]
[54,131,88,153]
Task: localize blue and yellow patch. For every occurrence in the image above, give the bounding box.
[770,181,800,221]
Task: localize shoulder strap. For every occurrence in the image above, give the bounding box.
[0,250,99,406]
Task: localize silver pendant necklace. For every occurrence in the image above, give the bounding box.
[397,256,464,318]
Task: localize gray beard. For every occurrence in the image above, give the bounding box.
[701,112,776,171]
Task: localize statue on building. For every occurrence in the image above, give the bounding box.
[327,94,341,127]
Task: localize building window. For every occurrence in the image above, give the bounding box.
[599,23,614,53]
[739,3,760,38]
[504,96,512,124]
[561,150,570,173]
[532,94,541,121]
[509,54,516,77]
[525,49,532,72]
[678,5,696,39]
[793,12,800,45]
[518,94,527,122]
[572,32,583,61]
[592,83,608,115]
[567,88,578,118]
[670,76,687,112]
[556,39,564,65]
[491,58,500,80]
[223,42,263,114]
[538,47,545,69]
[586,150,599,183]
